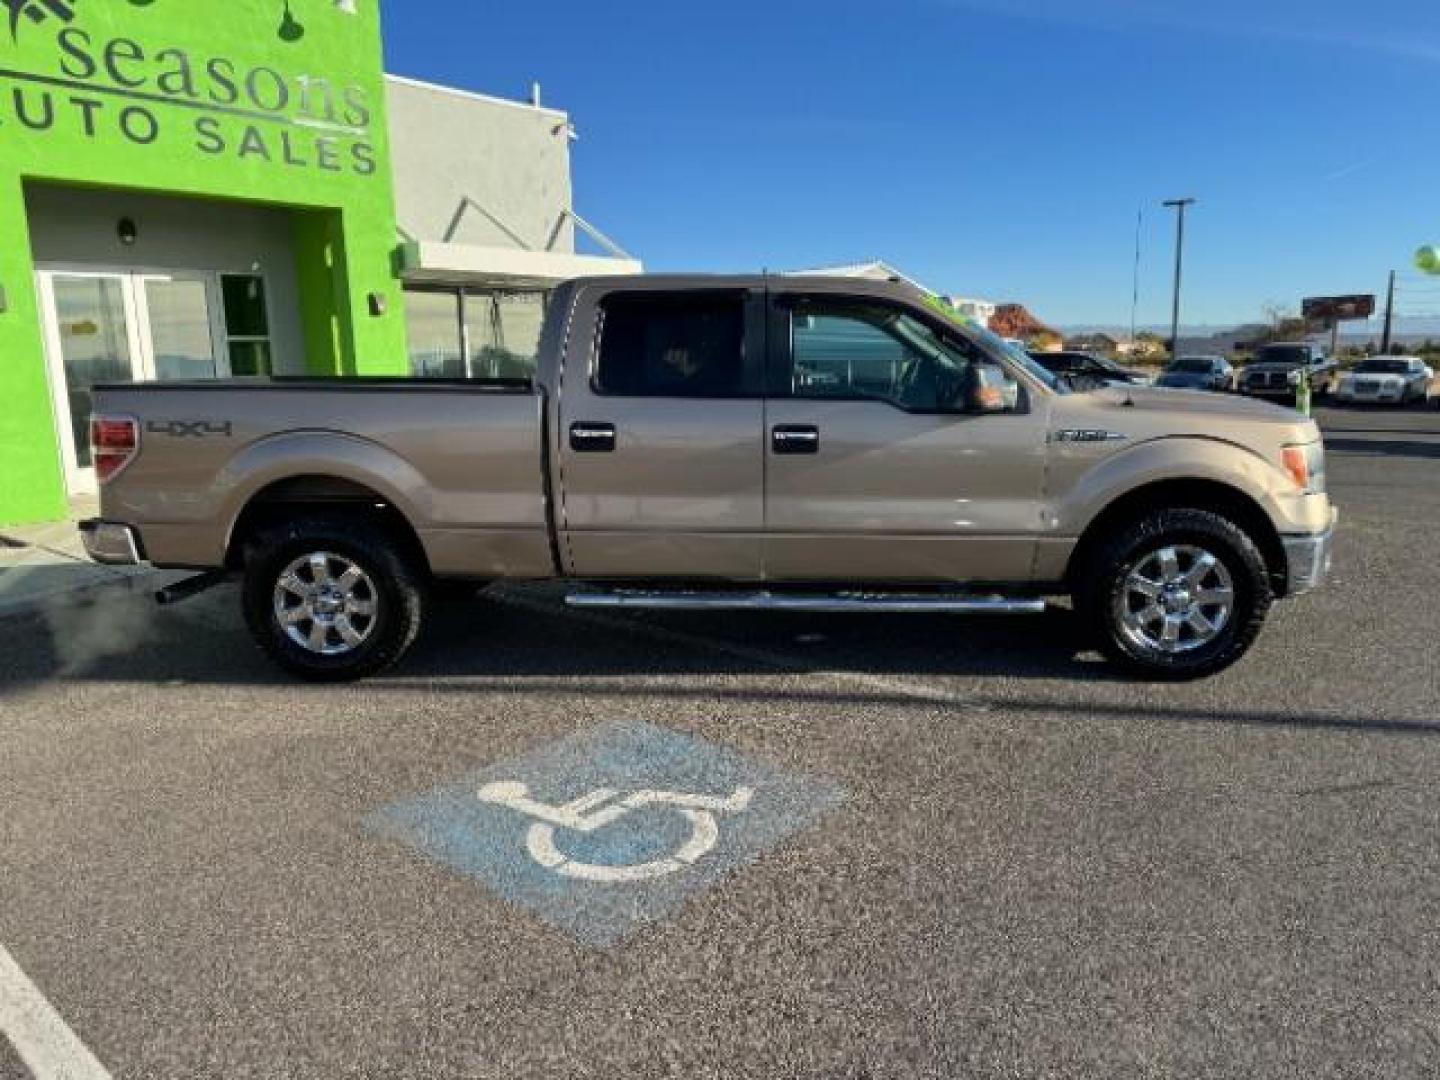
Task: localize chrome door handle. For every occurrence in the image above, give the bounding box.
[570,422,616,453]
[772,425,820,455]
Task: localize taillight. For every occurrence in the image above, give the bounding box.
[90,416,139,484]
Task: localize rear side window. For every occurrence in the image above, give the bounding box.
[595,294,746,397]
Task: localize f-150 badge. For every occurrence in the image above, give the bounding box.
[1052,429,1128,443]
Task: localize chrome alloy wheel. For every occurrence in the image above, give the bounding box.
[1115,544,1235,655]
[273,552,379,656]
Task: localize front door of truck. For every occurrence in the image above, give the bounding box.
[556,288,767,579]
[762,294,1048,583]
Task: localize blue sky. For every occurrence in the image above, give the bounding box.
[382,0,1440,328]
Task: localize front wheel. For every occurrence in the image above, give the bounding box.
[1075,509,1273,680]
[242,516,425,682]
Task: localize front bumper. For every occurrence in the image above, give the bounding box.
[1281,511,1336,596]
[79,519,143,566]
[1337,388,1405,404]
[1244,384,1299,399]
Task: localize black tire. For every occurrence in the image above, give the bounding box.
[1075,508,1272,681]
[241,515,425,682]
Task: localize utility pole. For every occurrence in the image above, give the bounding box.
[1380,269,1396,354]
[1130,206,1143,349]
[1163,198,1196,363]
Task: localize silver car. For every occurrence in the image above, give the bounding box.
[1334,357,1434,406]
[1156,355,1235,392]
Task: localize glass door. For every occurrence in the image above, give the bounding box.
[134,273,225,381]
[38,272,146,497]
[38,269,225,496]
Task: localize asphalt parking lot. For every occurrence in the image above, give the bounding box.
[1,403,1437,1079]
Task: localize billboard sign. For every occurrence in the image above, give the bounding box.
[1302,295,1376,324]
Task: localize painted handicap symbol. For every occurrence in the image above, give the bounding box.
[477,780,755,883]
[367,721,846,946]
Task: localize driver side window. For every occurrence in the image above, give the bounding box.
[787,301,985,412]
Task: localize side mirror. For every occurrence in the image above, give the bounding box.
[971,363,1019,414]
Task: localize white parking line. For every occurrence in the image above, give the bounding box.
[0,944,111,1080]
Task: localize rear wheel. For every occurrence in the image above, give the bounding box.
[242,516,425,682]
[1076,508,1272,680]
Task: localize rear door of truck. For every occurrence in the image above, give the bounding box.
[554,285,767,579]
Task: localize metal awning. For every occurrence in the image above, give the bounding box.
[398,202,642,287]
[399,241,643,288]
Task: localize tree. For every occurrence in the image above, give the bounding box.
[1255,302,1311,344]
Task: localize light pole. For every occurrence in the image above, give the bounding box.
[1163,198,1196,363]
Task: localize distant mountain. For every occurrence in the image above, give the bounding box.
[1061,318,1440,347]
[1059,324,1235,337]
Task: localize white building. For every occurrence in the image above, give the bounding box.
[944,297,997,330]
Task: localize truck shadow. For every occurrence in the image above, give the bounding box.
[414,588,1117,684]
[2,587,1435,740]
[2,581,1108,693]
[1,580,1435,743]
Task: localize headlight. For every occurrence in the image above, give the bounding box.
[1282,441,1327,494]
[1287,369,1303,385]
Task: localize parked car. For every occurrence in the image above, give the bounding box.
[1156,355,1235,392]
[1239,343,1339,402]
[1029,350,1150,390]
[82,273,1335,683]
[1333,356,1433,406]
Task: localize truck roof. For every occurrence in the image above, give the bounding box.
[557,272,936,305]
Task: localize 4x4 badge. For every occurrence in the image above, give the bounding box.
[146,420,234,439]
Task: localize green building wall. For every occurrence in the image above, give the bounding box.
[0,0,407,525]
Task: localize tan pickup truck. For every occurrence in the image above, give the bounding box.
[82,274,1335,682]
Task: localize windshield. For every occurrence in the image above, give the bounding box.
[1254,344,1311,366]
[971,325,1067,392]
[919,297,1066,393]
[1354,359,1411,374]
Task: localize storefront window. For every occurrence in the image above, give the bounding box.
[403,288,464,378]
[145,277,220,381]
[404,286,547,379]
[465,290,546,379]
[221,274,274,377]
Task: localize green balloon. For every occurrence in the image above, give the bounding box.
[1416,245,1440,275]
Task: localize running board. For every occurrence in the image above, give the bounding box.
[564,590,1046,614]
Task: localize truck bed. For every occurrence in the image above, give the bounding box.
[92,377,556,578]
[95,376,535,392]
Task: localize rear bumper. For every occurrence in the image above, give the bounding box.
[78,519,144,566]
[1281,511,1336,596]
